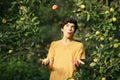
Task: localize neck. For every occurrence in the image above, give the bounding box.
[61,37,73,44]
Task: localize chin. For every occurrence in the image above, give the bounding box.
[66,36,72,39]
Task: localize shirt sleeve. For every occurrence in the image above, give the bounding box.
[47,42,55,60]
[74,43,86,60]
[47,42,55,70]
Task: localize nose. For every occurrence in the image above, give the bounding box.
[68,26,72,31]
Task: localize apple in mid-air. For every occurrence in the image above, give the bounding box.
[52,4,58,10]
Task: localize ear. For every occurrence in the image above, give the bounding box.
[61,28,63,32]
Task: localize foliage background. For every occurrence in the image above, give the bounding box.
[0,0,120,80]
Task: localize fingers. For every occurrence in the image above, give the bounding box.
[39,59,43,62]
[73,60,80,67]
[77,59,85,64]
[40,58,50,65]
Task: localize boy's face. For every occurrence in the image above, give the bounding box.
[61,22,75,39]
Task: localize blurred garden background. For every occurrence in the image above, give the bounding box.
[0,0,120,80]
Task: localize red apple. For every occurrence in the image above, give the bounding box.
[52,4,58,10]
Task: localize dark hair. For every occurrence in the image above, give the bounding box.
[61,18,78,32]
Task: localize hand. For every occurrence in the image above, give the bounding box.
[73,60,80,67]
[73,59,85,72]
[40,58,50,65]
[73,59,85,67]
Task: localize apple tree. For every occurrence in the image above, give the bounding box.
[72,0,120,80]
[0,0,77,80]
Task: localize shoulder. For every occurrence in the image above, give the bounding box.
[72,41,84,47]
[50,40,61,47]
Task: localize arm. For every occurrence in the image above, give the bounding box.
[73,43,86,71]
[40,42,55,70]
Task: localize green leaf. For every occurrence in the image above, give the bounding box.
[87,13,90,21]
[31,17,38,22]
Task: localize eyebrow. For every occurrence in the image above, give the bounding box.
[66,23,75,26]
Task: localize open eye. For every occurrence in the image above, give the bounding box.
[65,24,69,27]
[65,23,75,28]
[71,25,75,28]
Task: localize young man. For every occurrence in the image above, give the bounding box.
[40,18,85,80]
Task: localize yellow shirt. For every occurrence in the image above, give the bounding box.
[47,40,85,80]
